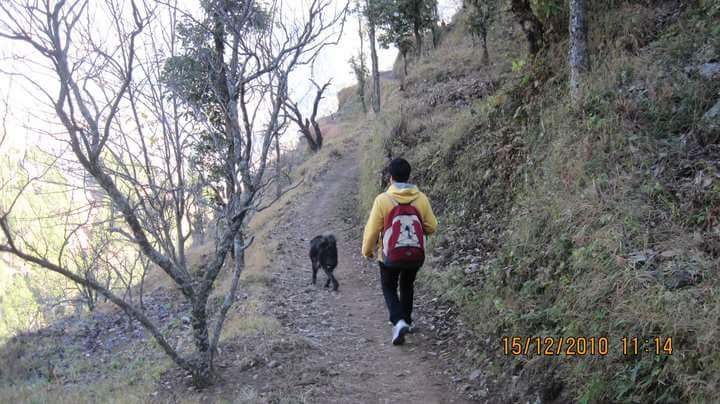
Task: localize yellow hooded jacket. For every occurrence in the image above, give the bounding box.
[362,183,438,260]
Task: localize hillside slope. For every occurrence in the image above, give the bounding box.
[353,1,720,403]
[1,1,718,402]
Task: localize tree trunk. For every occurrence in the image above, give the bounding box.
[139,255,148,312]
[510,0,544,56]
[569,0,589,102]
[359,81,367,114]
[300,121,320,152]
[191,197,206,247]
[305,136,320,152]
[400,51,408,91]
[431,3,440,48]
[191,218,205,247]
[482,31,490,64]
[190,300,212,386]
[403,52,408,77]
[208,231,251,366]
[413,20,423,58]
[357,9,368,114]
[189,357,213,388]
[275,134,282,199]
[311,122,323,150]
[368,17,381,113]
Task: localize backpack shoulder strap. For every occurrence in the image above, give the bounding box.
[384,192,399,207]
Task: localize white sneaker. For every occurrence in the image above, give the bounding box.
[392,320,410,345]
[391,320,416,332]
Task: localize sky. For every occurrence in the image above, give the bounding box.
[0,0,463,152]
[297,0,462,115]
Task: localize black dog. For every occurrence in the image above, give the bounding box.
[309,233,339,291]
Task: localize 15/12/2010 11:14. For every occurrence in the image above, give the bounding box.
[622,336,673,355]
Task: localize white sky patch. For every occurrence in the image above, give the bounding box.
[293,0,462,116]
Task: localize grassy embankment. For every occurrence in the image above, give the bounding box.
[353,2,720,402]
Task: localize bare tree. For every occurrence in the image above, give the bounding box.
[0,0,346,387]
[569,0,589,101]
[351,0,369,114]
[284,80,333,152]
[365,0,382,113]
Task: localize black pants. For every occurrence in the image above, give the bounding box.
[379,262,420,325]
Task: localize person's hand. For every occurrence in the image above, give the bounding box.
[362,255,373,271]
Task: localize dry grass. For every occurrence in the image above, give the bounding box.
[219,300,281,344]
[0,383,155,404]
[0,332,169,404]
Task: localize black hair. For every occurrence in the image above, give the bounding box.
[388,157,411,183]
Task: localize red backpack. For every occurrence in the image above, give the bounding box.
[381,193,425,268]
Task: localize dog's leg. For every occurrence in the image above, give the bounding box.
[323,266,333,289]
[331,273,339,291]
[311,258,318,285]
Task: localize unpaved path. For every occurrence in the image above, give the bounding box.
[260,130,472,403]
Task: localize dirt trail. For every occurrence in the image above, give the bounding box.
[260,129,471,403]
